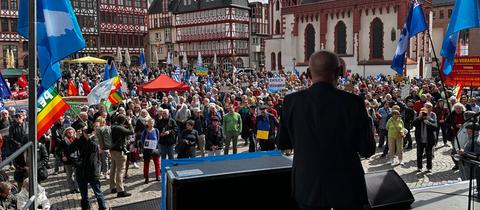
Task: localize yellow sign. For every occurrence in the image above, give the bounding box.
[256,130,269,140]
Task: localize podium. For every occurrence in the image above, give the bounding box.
[164,154,297,210]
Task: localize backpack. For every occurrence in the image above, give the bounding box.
[98,126,113,150]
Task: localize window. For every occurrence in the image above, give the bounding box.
[135,0,141,8]
[334,21,347,54]
[1,18,8,32]
[370,18,384,59]
[10,19,16,32]
[439,10,444,19]
[10,0,17,10]
[391,28,396,41]
[118,0,124,5]
[448,9,452,18]
[433,11,436,19]
[275,0,280,11]
[126,0,131,6]
[275,20,280,34]
[271,52,276,70]
[0,0,8,10]
[277,52,282,70]
[112,35,117,46]
[109,0,115,4]
[304,24,315,62]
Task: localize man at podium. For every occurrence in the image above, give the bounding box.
[278,51,376,210]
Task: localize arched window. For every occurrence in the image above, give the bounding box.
[275,20,280,34]
[271,52,276,70]
[275,0,280,11]
[370,18,384,59]
[391,28,396,41]
[334,21,347,54]
[304,24,315,62]
[236,58,244,68]
[278,51,282,70]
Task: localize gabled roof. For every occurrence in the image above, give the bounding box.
[149,0,163,14]
[169,0,249,14]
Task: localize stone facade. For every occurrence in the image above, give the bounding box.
[265,0,433,77]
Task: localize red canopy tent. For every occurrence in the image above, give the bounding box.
[137,74,190,92]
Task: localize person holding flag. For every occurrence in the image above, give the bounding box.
[391,0,428,75]
[139,49,148,76]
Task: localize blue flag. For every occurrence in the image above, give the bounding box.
[103,63,119,81]
[294,68,300,77]
[441,0,480,75]
[172,66,181,81]
[0,74,11,99]
[139,49,148,76]
[391,0,428,75]
[184,69,190,83]
[18,0,85,90]
[103,64,110,81]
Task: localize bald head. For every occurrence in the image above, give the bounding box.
[308,51,340,85]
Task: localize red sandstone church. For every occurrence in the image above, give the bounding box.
[265,0,433,77]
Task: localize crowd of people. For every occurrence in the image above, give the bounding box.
[0,58,478,209]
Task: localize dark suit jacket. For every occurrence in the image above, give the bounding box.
[278,82,375,208]
[412,116,437,146]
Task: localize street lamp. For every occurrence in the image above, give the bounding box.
[292,57,296,73]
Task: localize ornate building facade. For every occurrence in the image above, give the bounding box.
[169,0,250,70]
[148,0,177,66]
[265,0,433,77]
[0,0,26,69]
[99,0,148,64]
[249,1,269,70]
[71,0,99,56]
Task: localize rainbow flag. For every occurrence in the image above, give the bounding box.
[108,76,123,104]
[37,87,70,139]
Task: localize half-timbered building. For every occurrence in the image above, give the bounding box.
[0,0,26,69]
[266,0,433,77]
[148,0,177,66]
[169,0,250,70]
[71,0,100,56]
[99,0,148,64]
[249,1,269,70]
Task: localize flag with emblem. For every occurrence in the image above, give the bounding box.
[17,72,27,88]
[18,0,86,90]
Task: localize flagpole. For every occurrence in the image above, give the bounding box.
[27,0,38,208]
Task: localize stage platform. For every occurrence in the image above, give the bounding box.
[410,181,476,210]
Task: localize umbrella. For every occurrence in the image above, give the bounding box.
[125,49,131,67]
[182,52,188,67]
[70,56,108,64]
[9,49,15,68]
[166,51,172,65]
[213,53,217,69]
[197,51,202,67]
[115,46,122,64]
[153,49,159,66]
[5,49,12,69]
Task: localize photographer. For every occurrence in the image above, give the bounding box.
[412,105,437,173]
[109,114,134,198]
[67,123,107,210]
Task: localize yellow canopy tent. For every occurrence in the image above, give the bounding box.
[70,56,107,64]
